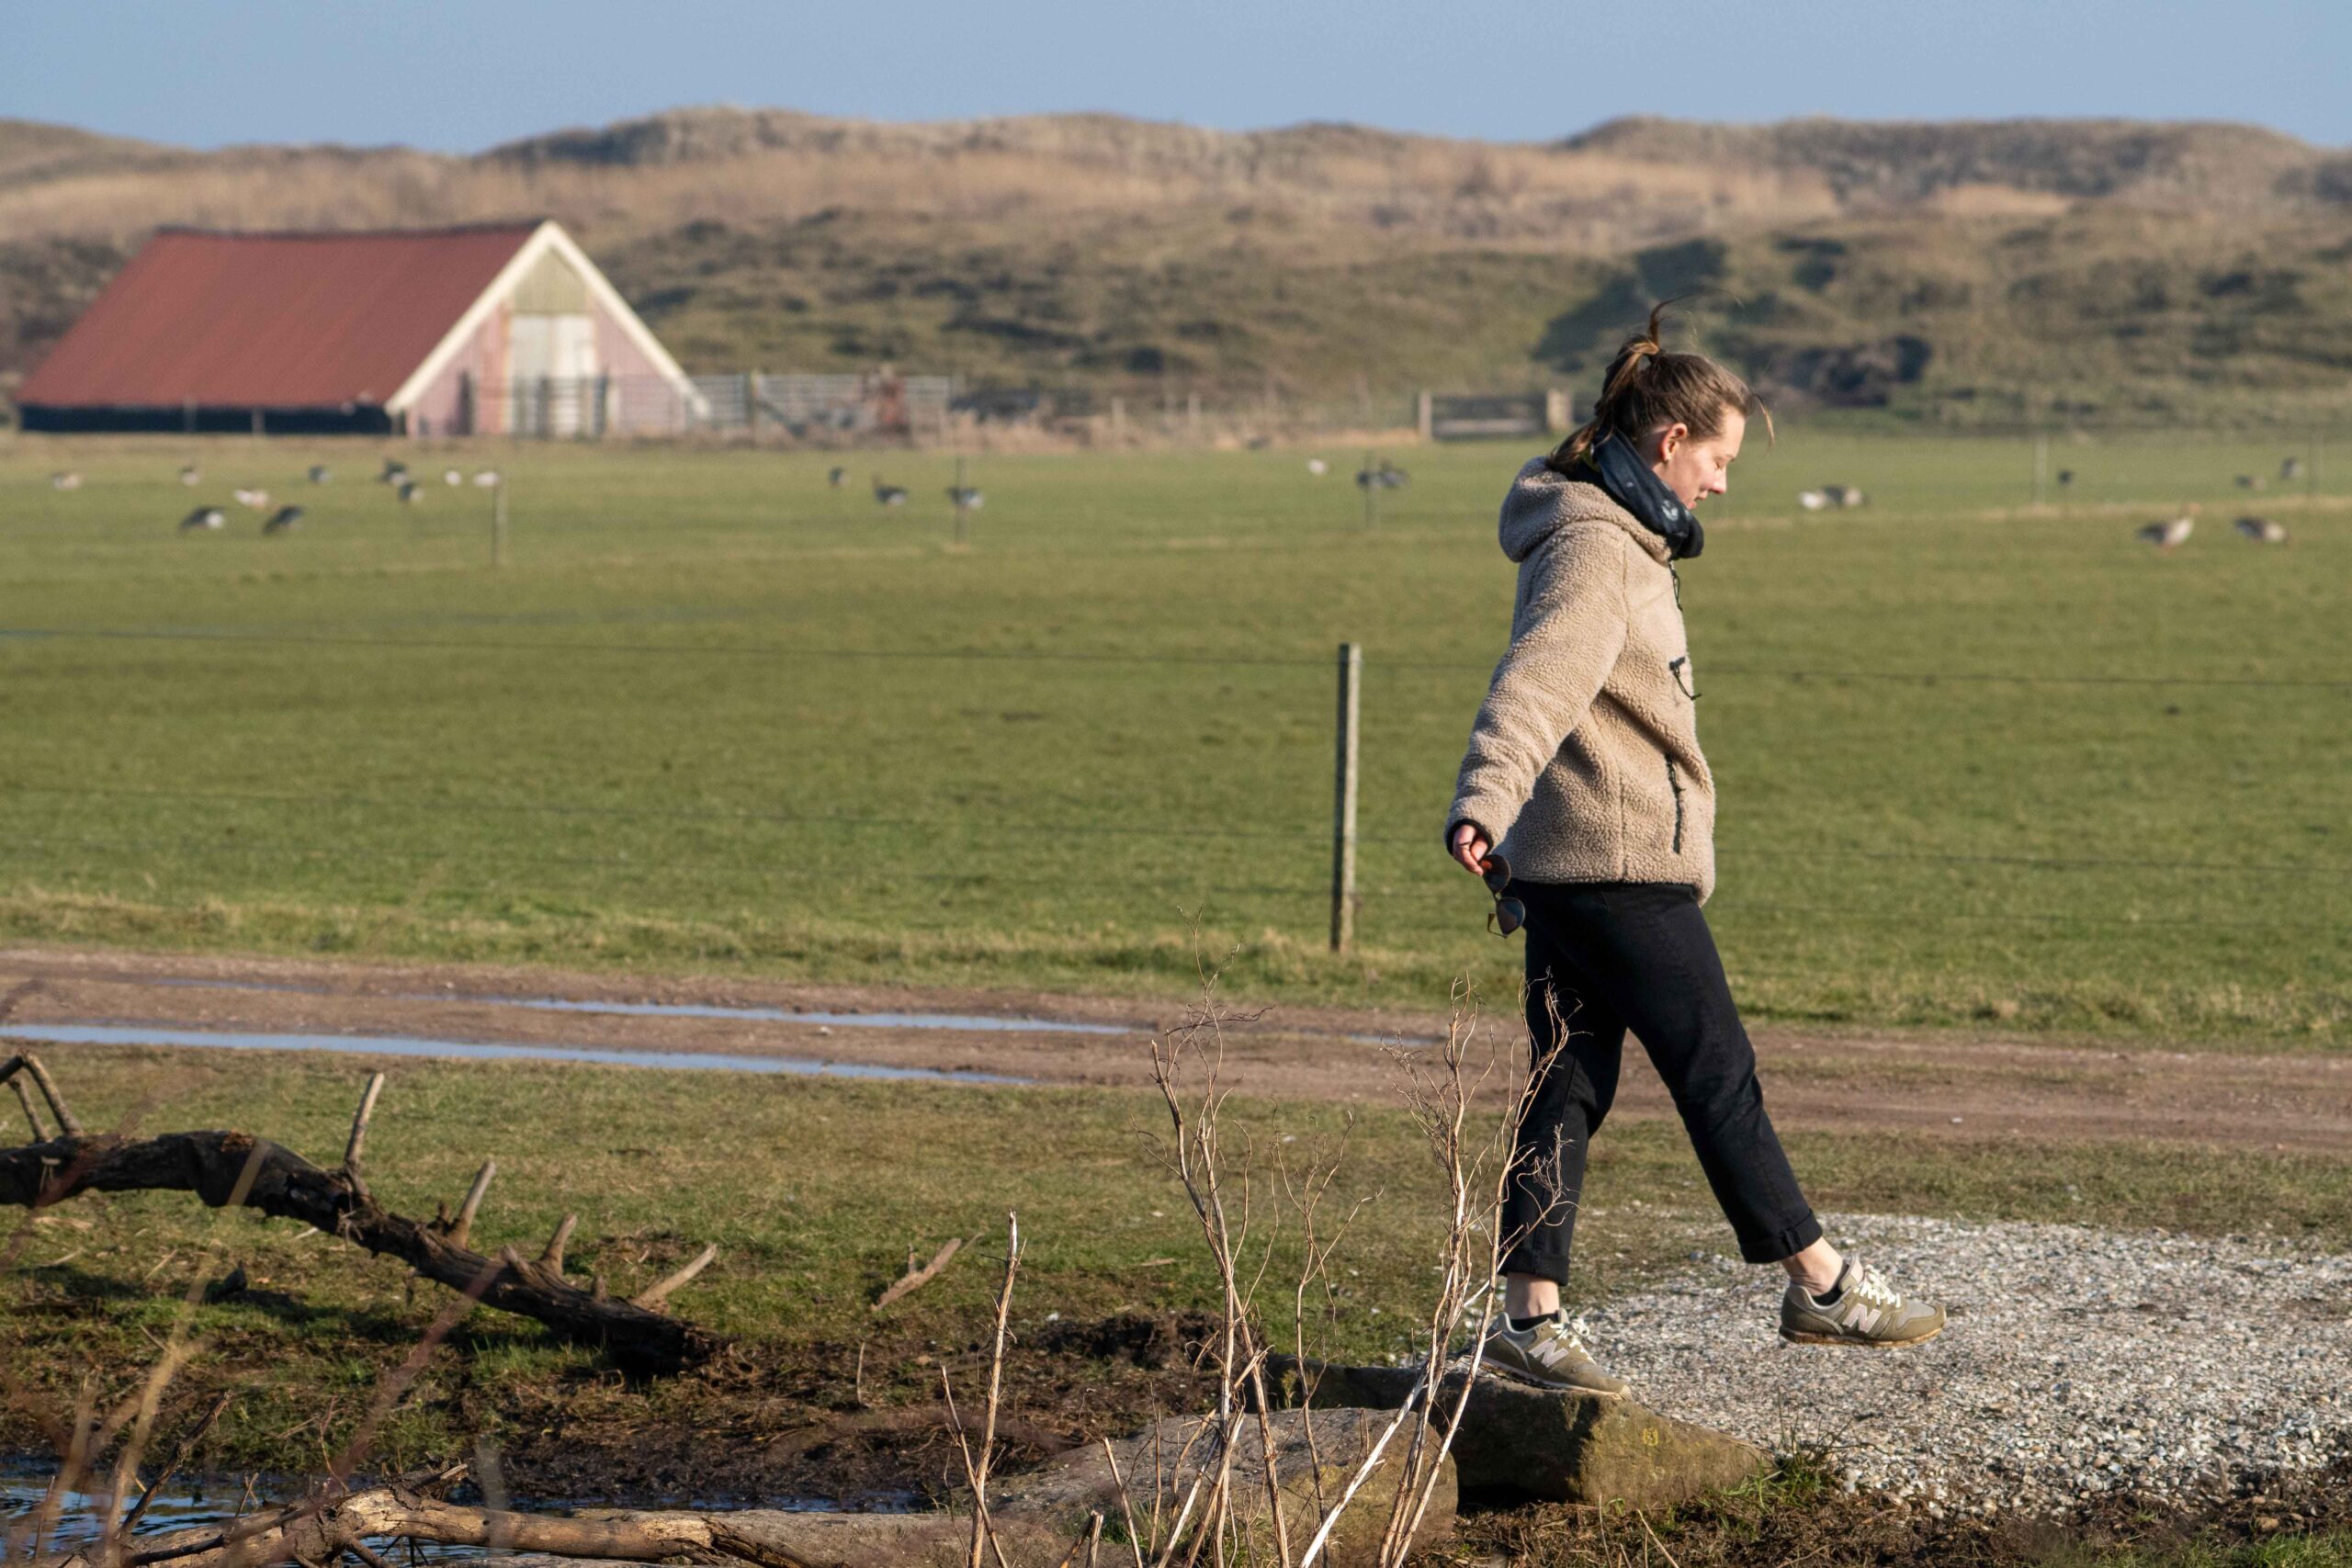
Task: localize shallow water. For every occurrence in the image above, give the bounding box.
[130,974,1133,1035]
[483,996,1130,1035]
[4,1022,1030,1085]
[0,1472,471,1561]
[0,1469,868,1560]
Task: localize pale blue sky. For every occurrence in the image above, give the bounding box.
[6,0,2346,152]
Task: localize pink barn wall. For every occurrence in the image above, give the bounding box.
[402,291,681,437]
[594,306,683,434]
[405,302,510,436]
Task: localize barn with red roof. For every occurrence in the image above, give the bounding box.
[16,220,700,436]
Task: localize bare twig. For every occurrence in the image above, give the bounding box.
[340,1073,385,1196]
[964,1213,1022,1568]
[0,1051,84,1138]
[538,1214,577,1274]
[9,1075,48,1142]
[121,1393,234,1536]
[630,1242,717,1310]
[447,1160,494,1249]
[1100,1437,1148,1568]
[873,1236,962,1312]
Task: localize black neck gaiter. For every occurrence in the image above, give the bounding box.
[1580,432,1704,560]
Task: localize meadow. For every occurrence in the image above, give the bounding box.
[0,427,2346,1044]
[10,1043,2348,1482]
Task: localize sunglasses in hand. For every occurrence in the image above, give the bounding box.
[1481,854,1525,937]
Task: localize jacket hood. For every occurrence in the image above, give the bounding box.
[1498,457,1674,567]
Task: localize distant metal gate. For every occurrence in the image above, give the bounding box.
[1417,389,1573,442]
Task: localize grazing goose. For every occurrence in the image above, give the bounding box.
[944,484,985,510]
[232,487,270,511]
[827,466,848,489]
[396,479,423,504]
[379,458,409,485]
[1354,462,1408,490]
[308,464,332,484]
[2136,503,2198,550]
[1822,484,1866,508]
[179,505,226,532]
[2234,515,2289,544]
[1306,457,1329,476]
[49,471,82,491]
[873,476,909,506]
[2234,474,2266,491]
[262,505,304,535]
[2280,457,2304,481]
[179,464,202,487]
[1796,489,1828,511]
[472,470,501,488]
[2055,469,2074,489]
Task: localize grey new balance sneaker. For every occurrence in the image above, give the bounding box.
[1480,1313,1629,1397]
[1780,1258,1945,1348]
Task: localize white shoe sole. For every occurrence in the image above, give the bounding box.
[1481,1357,1630,1398]
[1780,1320,1946,1348]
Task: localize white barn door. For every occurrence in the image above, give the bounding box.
[507,312,598,436]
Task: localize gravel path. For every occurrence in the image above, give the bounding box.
[1575,1213,2352,1517]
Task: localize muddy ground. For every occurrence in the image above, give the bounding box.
[3,944,2346,1153]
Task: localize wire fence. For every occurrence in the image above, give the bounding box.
[424,371,1581,445]
[0,626,2345,949]
[4,626,2348,690]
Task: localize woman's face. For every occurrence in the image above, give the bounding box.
[1643,407,1746,507]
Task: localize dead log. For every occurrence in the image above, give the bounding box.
[37,1407,1448,1568]
[0,1128,727,1373]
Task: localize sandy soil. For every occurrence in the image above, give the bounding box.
[2,944,2346,1152]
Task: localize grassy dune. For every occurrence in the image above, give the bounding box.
[0,431,2345,1043]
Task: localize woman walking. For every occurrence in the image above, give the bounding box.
[1446,307,1942,1396]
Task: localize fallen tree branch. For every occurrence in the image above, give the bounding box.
[0,1129,727,1373]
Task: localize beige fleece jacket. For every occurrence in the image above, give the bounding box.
[1447,458,1717,902]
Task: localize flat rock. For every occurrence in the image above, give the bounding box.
[1265,1355,1767,1509]
[997,1404,1456,1566]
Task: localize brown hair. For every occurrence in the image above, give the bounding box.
[1545,300,1770,476]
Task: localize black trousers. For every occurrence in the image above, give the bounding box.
[1501,880,1822,1283]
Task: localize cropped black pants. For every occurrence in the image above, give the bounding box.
[1500,879,1822,1283]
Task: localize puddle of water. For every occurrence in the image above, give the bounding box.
[3,1023,1029,1086]
[1,1470,874,1559]
[104,975,1134,1037]
[489,996,1130,1035]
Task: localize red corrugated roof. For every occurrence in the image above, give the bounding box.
[17,223,541,411]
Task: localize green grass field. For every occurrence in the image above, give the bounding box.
[10,1044,2348,1480]
[0,429,2346,1043]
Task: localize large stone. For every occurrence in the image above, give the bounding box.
[1264,1355,1767,1510]
[995,1404,1456,1567]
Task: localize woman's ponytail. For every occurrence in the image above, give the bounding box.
[1546,300,1764,477]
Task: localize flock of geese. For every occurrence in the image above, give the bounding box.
[831,466,986,511]
[32,457,505,535]
[2134,503,2290,550]
[33,451,2316,551]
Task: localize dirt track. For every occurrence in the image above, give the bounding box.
[2,945,2346,1153]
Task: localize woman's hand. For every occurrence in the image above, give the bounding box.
[1449,822,1491,876]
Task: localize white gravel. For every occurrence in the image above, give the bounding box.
[1573,1213,2352,1517]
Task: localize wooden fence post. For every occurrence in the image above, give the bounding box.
[1330,642,1362,953]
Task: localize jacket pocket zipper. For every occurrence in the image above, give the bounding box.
[1667,758,1686,853]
